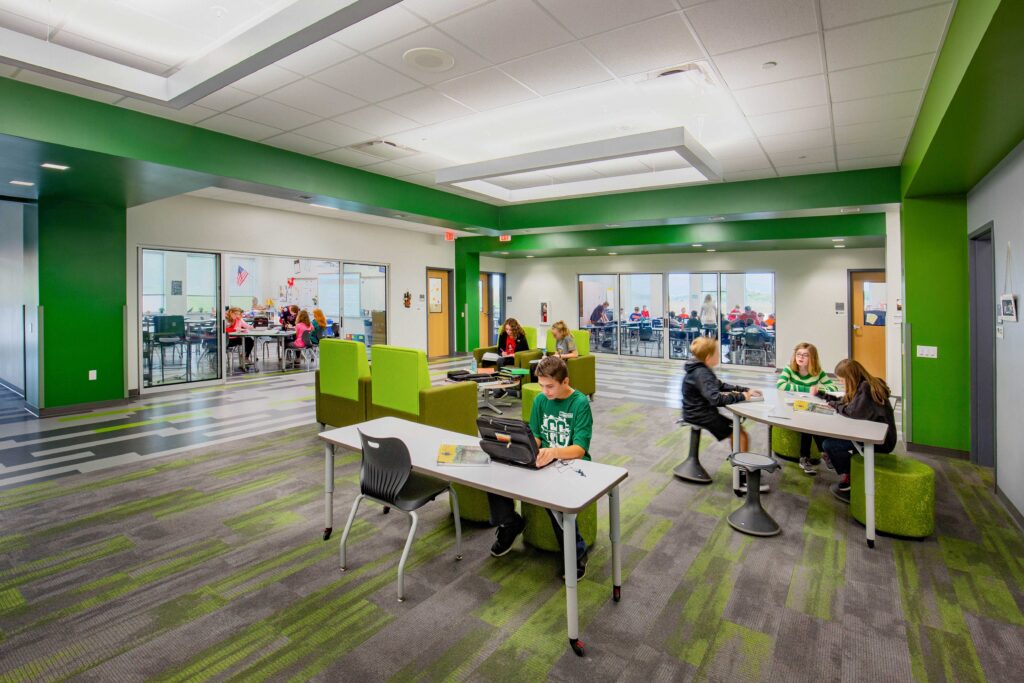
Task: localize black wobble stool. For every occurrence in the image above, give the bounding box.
[673,423,713,484]
[727,452,781,536]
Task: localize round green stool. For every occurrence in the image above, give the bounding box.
[521,501,599,552]
[771,425,820,462]
[449,484,492,524]
[521,383,542,421]
[851,454,935,538]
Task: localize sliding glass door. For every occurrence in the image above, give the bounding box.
[578,274,618,354]
[619,273,663,358]
[343,263,387,348]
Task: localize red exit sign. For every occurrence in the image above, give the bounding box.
[499,234,512,242]
[444,230,455,241]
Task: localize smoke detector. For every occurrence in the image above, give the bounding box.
[403,47,455,73]
[349,140,419,160]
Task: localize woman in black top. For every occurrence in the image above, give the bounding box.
[490,317,529,368]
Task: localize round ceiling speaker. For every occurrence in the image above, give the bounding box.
[403,47,455,72]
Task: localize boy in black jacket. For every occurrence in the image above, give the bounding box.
[682,337,761,453]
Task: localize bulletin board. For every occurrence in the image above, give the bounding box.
[284,277,319,310]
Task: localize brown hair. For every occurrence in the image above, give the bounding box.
[551,320,569,337]
[312,308,327,328]
[289,304,300,314]
[296,309,311,326]
[689,336,719,361]
[789,342,822,376]
[834,359,890,405]
[503,317,525,341]
[536,355,569,383]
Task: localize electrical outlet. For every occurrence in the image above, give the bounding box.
[915,345,938,359]
[88,370,97,380]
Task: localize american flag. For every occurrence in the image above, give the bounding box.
[236,265,249,286]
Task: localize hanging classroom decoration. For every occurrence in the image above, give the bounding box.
[1000,243,1018,322]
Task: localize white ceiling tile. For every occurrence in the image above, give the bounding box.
[837,155,903,171]
[379,88,476,125]
[232,65,302,96]
[292,119,372,147]
[776,160,838,175]
[769,145,835,166]
[501,43,612,96]
[705,137,766,160]
[194,86,255,112]
[582,13,703,78]
[831,90,922,126]
[438,0,574,63]
[836,139,908,160]
[685,0,818,55]
[719,154,774,173]
[759,127,834,153]
[825,5,951,72]
[333,5,428,53]
[821,0,949,29]
[829,54,934,102]
[834,117,915,145]
[197,113,281,141]
[229,97,320,130]
[15,70,123,103]
[397,153,460,172]
[437,69,538,111]
[712,34,823,90]
[364,160,420,178]
[315,147,382,167]
[275,37,356,76]
[748,104,830,137]
[117,99,216,125]
[264,78,366,118]
[733,74,827,116]
[367,26,491,85]
[312,55,421,102]
[261,132,336,156]
[401,0,490,23]
[402,171,438,186]
[724,169,778,182]
[537,0,677,38]
[334,106,420,136]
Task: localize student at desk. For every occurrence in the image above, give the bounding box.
[550,320,578,359]
[776,342,838,475]
[225,307,255,368]
[279,304,299,329]
[628,307,643,322]
[488,356,592,580]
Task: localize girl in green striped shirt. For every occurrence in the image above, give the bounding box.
[777,343,838,474]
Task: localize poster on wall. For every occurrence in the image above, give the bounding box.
[1000,294,1018,322]
[540,301,550,324]
[428,277,443,313]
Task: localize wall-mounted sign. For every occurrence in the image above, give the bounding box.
[835,302,845,316]
[171,280,182,295]
[499,234,512,242]
[444,230,455,242]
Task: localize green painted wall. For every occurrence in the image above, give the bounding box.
[902,198,969,452]
[454,249,480,353]
[37,199,126,407]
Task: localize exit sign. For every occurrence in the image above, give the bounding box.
[444,230,455,241]
[499,234,512,242]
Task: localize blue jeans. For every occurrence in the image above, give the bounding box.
[488,493,586,557]
[817,437,856,476]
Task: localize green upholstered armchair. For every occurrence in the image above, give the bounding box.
[315,339,371,430]
[472,325,541,371]
[545,329,596,398]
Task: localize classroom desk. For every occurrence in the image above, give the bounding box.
[726,390,889,547]
[319,417,629,657]
[227,329,294,370]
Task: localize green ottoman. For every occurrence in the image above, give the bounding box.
[521,383,542,421]
[449,483,492,524]
[851,454,935,538]
[771,426,820,462]
[521,501,599,552]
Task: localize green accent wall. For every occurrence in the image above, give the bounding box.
[902,198,969,452]
[36,199,126,408]
[454,249,480,353]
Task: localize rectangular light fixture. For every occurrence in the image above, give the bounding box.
[435,127,720,203]
[9,180,34,186]
[310,203,339,210]
[41,163,70,171]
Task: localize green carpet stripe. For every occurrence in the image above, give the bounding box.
[0,588,26,614]
[950,571,1024,625]
[785,533,845,621]
[475,552,562,627]
[697,621,774,680]
[389,625,496,683]
[153,474,291,519]
[0,536,27,553]
[0,641,90,683]
[210,448,316,479]
[0,536,134,592]
[91,411,211,433]
[223,488,321,537]
[58,407,142,422]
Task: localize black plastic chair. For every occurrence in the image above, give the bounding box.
[742,328,768,366]
[339,431,462,601]
[673,420,712,484]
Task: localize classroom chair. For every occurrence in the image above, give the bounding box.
[544,328,597,398]
[521,382,542,421]
[850,454,935,538]
[726,452,781,536]
[673,422,713,484]
[315,339,371,430]
[339,432,462,602]
[473,325,541,371]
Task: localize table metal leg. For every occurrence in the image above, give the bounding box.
[732,414,742,493]
[609,485,622,602]
[864,442,876,548]
[560,511,583,656]
[323,442,335,540]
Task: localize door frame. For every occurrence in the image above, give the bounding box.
[968,222,997,469]
[480,271,505,347]
[425,267,455,357]
[847,268,886,360]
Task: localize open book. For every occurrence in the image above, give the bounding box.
[481,351,501,363]
[437,443,491,466]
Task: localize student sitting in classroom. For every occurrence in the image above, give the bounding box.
[485,317,530,369]
[225,307,255,369]
[311,308,329,344]
[641,305,651,318]
[816,359,898,502]
[776,342,838,475]
[683,337,761,483]
[488,356,592,580]
[549,320,578,359]
[629,306,643,321]
[286,309,313,367]
[279,304,299,329]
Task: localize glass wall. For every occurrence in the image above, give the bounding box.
[578,274,618,354]
[720,273,776,367]
[342,262,387,348]
[140,249,220,388]
[619,273,663,358]
[666,273,716,360]
[485,272,505,345]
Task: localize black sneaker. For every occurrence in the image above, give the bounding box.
[830,477,851,504]
[799,456,817,476]
[560,551,589,581]
[490,515,525,557]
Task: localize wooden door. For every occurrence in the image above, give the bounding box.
[479,273,490,347]
[850,270,886,380]
[427,269,450,358]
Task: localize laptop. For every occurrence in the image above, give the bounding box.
[476,416,545,468]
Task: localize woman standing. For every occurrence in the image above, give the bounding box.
[699,295,718,338]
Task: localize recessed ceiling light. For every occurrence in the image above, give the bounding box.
[500,251,509,255]
[840,207,861,213]
[41,163,69,171]
[710,216,725,221]
[606,223,621,227]
[586,248,597,251]
[310,203,338,210]
[608,252,618,255]
[762,61,778,70]
[706,249,716,252]
[832,238,845,242]
[9,180,34,186]
[393,214,405,218]
[525,255,535,258]
[834,245,846,248]
[403,47,455,73]
[692,243,703,247]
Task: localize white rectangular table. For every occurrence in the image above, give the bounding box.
[227,329,294,370]
[726,390,889,547]
[319,417,629,657]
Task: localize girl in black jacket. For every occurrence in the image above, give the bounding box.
[819,359,898,502]
[682,337,761,452]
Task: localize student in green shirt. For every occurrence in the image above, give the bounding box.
[488,356,592,580]
[776,342,838,475]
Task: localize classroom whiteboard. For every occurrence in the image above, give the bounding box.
[288,277,318,311]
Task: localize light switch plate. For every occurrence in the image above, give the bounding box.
[88,370,97,380]
[996,325,1004,339]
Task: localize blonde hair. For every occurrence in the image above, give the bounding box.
[225,306,244,321]
[835,359,890,405]
[689,336,719,361]
[551,320,569,337]
[312,308,327,328]
[296,309,311,326]
[789,342,822,376]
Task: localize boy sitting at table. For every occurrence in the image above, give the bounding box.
[488,356,592,580]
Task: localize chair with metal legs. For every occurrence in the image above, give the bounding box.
[339,431,462,602]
